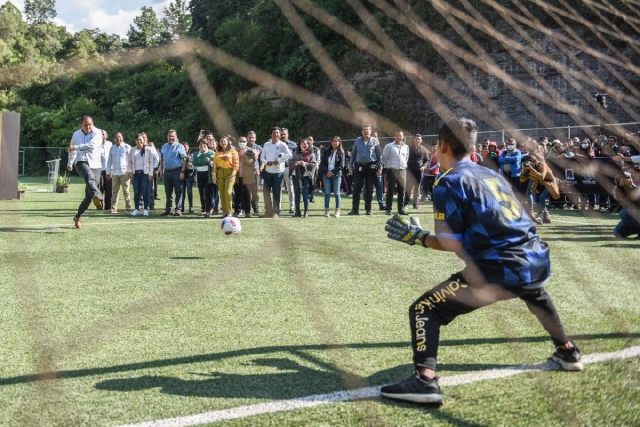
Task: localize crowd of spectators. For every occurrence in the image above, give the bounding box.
[71,121,639,238]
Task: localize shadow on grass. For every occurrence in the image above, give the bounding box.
[0,332,637,388]
[170,256,205,260]
[0,227,68,233]
[93,358,510,400]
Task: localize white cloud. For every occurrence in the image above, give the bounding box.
[1,0,178,38]
[77,8,140,37]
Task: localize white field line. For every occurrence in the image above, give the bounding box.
[115,346,640,427]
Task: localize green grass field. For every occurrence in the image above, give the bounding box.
[1,178,639,427]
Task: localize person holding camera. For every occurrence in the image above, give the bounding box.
[520,154,561,224]
[612,168,640,238]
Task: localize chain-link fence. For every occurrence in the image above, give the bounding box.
[316,122,640,150]
[19,123,640,175]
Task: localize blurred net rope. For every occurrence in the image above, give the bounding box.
[2,0,640,424]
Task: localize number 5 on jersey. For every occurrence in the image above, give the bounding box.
[483,178,522,220]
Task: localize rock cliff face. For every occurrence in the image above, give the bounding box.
[257,27,640,139]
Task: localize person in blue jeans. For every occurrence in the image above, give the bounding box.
[612,171,640,238]
[320,136,346,218]
[178,142,195,213]
[520,154,560,224]
[159,130,187,216]
[289,138,317,218]
[128,134,154,216]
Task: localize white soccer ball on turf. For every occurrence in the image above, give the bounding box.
[220,216,241,235]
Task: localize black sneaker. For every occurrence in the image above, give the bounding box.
[365,210,372,216]
[347,210,359,216]
[380,372,443,404]
[551,343,584,371]
[385,210,392,215]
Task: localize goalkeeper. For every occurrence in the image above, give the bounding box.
[381,118,583,405]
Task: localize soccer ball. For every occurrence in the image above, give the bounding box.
[220,216,241,235]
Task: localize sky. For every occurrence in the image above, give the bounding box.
[1,0,173,37]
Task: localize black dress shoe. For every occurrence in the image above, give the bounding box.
[366,210,372,215]
[398,210,408,215]
[347,210,359,216]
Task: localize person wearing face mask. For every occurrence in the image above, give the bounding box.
[233,137,258,218]
[574,139,595,159]
[481,141,501,172]
[498,139,524,198]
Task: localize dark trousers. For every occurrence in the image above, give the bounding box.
[153,172,158,198]
[75,161,102,218]
[404,168,422,207]
[197,171,212,212]
[178,173,194,211]
[385,168,406,212]
[132,170,149,210]
[209,183,219,210]
[99,170,112,210]
[409,273,569,371]
[294,175,311,214]
[262,170,284,216]
[352,166,377,212]
[233,176,251,213]
[421,175,436,199]
[148,175,156,209]
[248,179,259,213]
[164,170,183,212]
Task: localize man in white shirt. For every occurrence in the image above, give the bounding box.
[382,130,410,215]
[259,127,292,218]
[106,132,132,214]
[99,130,113,211]
[67,115,104,229]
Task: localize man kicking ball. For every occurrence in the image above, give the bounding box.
[382,118,583,405]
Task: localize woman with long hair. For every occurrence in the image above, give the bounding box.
[289,138,317,218]
[193,138,215,217]
[212,136,239,217]
[319,136,345,217]
[128,134,154,216]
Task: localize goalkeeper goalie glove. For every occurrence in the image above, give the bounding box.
[385,215,430,246]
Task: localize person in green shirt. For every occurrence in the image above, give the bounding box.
[193,138,216,217]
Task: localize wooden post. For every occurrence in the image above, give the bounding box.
[0,112,21,200]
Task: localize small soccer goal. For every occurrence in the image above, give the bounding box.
[46,159,60,193]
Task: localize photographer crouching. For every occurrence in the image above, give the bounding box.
[520,154,561,224]
[611,168,640,239]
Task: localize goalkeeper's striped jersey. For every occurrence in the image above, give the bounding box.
[432,159,550,288]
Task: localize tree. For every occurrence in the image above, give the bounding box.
[24,0,57,25]
[126,6,163,48]
[162,0,192,40]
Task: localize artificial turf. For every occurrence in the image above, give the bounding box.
[0,178,638,426]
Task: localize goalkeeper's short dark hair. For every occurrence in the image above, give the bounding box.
[438,118,477,157]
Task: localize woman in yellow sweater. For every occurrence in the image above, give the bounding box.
[212,136,239,217]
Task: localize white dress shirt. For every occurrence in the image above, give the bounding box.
[260,140,292,174]
[382,142,409,169]
[68,127,103,169]
[107,143,131,176]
